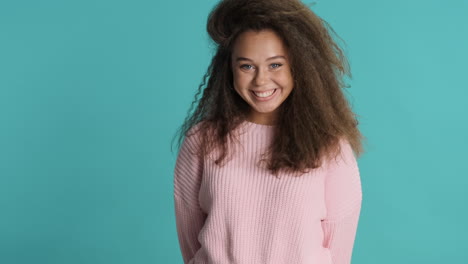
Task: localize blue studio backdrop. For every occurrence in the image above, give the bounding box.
[0,0,467,263]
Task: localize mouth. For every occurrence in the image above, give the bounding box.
[250,89,277,100]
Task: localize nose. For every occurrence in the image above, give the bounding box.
[254,67,268,86]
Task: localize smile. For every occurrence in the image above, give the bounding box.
[251,89,277,101]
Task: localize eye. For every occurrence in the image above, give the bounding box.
[240,64,253,70]
[271,63,283,69]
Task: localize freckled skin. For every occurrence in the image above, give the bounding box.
[231,29,295,126]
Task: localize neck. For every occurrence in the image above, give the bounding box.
[247,111,278,126]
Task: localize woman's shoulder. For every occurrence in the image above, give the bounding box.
[321,136,355,164]
[183,120,216,150]
[186,120,213,138]
[323,136,359,173]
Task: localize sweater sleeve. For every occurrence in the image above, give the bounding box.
[321,138,363,264]
[173,129,207,264]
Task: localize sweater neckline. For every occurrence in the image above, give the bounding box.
[243,120,276,130]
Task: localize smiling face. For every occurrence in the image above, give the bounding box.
[231,29,294,125]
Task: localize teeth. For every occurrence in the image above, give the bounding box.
[253,89,275,97]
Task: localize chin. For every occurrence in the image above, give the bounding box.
[251,107,280,114]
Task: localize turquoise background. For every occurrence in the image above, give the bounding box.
[1,0,467,263]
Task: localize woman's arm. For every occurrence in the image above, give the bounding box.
[321,138,363,264]
[173,130,206,264]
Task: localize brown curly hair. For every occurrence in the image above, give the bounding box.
[172,0,367,177]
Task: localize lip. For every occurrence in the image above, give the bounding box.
[251,88,276,93]
[250,88,278,101]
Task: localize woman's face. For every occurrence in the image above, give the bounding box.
[231,29,294,125]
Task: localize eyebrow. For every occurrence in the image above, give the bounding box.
[235,55,286,62]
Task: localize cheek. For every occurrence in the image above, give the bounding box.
[234,74,249,87]
[274,75,289,87]
[278,72,294,87]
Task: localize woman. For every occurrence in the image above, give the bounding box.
[172,0,366,263]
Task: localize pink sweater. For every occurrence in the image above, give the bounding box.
[173,120,362,264]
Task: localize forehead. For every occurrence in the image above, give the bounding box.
[231,29,288,61]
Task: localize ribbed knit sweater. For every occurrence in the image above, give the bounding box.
[173,120,362,264]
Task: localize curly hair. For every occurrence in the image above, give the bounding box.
[172,0,366,177]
